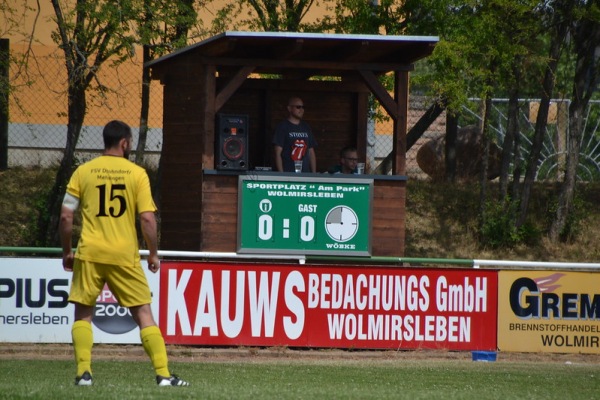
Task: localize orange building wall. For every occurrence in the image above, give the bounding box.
[5,0,329,127]
[6,0,163,126]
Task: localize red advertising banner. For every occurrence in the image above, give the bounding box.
[159,262,498,350]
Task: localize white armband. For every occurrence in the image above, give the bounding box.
[62,193,80,211]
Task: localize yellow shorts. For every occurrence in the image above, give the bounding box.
[68,259,152,308]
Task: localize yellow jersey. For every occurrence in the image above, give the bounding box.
[66,155,157,267]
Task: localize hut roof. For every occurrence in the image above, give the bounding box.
[147,31,439,79]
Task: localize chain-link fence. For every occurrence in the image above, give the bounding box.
[7,47,598,182]
[460,99,600,182]
[8,120,163,169]
[370,97,600,182]
[6,45,163,169]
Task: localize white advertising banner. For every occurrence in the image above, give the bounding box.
[0,258,160,343]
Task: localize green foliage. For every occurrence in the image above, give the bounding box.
[25,190,51,247]
[328,0,386,34]
[407,0,550,115]
[546,192,586,243]
[210,2,239,34]
[479,198,539,249]
[0,167,56,247]
[138,0,202,56]
[209,0,322,32]
[400,0,600,248]
[50,0,137,70]
[417,40,474,114]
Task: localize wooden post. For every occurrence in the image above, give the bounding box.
[393,70,409,175]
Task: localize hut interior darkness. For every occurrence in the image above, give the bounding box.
[147,31,438,257]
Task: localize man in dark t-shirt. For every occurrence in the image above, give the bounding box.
[272,97,317,172]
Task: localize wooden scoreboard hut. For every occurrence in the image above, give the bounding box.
[146,31,437,258]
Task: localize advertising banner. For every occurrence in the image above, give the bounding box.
[498,270,600,354]
[238,176,372,256]
[160,262,498,350]
[0,258,159,343]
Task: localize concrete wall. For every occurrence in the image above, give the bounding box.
[7,123,163,168]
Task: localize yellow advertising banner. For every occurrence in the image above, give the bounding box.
[498,271,600,354]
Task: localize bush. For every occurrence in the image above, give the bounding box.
[545,192,585,243]
[479,199,540,249]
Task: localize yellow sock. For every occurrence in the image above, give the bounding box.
[72,320,93,376]
[141,325,170,377]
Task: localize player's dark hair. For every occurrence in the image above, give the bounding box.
[103,120,132,149]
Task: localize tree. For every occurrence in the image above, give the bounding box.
[248,0,317,31]
[135,0,198,163]
[398,0,583,247]
[36,0,139,246]
[414,1,600,247]
[211,0,323,32]
[550,2,600,241]
[327,0,384,34]
[516,0,576,228]
[135,0,200,164]
[469,1,550,243]
[135,0,207,213]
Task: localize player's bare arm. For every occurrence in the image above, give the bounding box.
[140,211,160,273]
[59,193,79,272]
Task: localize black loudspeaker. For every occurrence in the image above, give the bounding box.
[216,114,248,171]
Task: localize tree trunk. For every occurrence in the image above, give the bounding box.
[444,112,458,182]
[517,24,566,227]
[36,85,86,246]
[550,15,600,241]
[550,98,582,241]
[499,69,520,200]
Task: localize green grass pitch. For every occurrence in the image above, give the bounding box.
[0,356,598,399]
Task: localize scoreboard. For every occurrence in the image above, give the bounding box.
[237,175,372,256]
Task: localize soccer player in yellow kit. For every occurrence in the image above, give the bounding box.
[59,120,189,387]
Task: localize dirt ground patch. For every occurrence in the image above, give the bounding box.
[1,343,598,365]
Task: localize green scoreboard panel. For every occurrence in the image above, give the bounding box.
[238,175,373,256]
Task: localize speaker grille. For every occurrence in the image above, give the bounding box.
[216,114,248,170]
[222,136,245,160]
